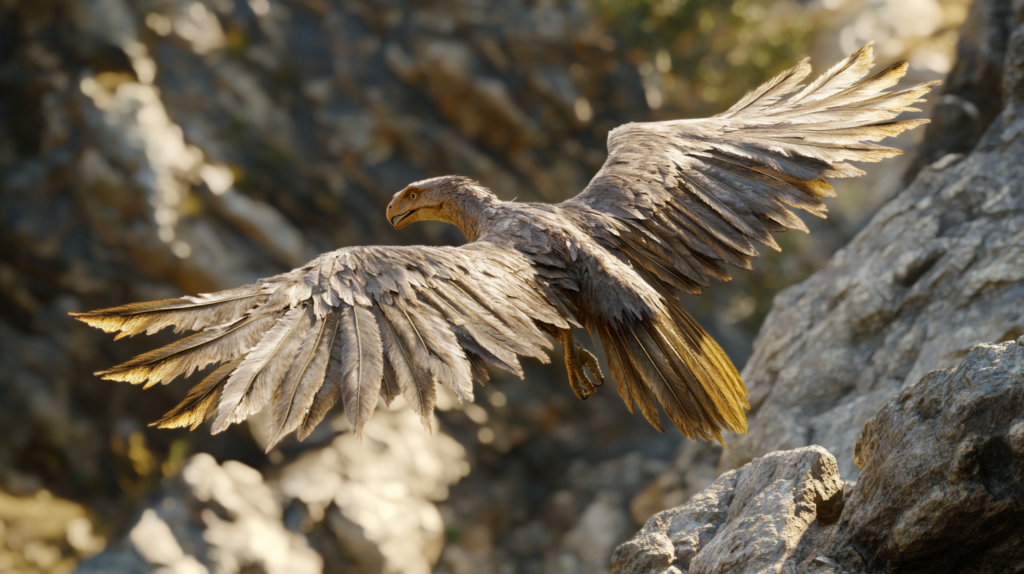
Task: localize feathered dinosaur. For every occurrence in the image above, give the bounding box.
[73,44,936,450]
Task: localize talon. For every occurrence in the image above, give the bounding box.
[573,343,605,393]
[554,327,604,402]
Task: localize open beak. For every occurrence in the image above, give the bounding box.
[390,209,416,227]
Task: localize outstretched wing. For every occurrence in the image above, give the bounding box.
[73,243,569,449]
[562,43,937,293]
[552,44,935,441]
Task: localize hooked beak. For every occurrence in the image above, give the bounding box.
[389,209,416,227]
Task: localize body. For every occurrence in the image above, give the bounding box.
[394,185,667,329]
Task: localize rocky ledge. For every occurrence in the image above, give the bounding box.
[612,337,1024,574]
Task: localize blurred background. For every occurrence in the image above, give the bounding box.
[0,0,969,573]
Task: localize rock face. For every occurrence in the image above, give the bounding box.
[77,453,325,574]
[717,0,1024,482]
[613,339,1024,574]
[0,0,995,572]
[903,0,1016,182]
[831,340,1024,573]
[614,3,1024,571]
[610,5,1024,568]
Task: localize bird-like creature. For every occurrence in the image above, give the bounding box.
[73,45,935,450]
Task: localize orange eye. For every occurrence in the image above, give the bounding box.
[409,192,417,200]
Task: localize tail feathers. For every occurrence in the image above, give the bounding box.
[600,301,748,442]
[71,285,262,339]
[600,326,663,433]
[666,304,749,428]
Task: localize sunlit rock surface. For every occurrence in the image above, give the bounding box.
[2,0,665,572]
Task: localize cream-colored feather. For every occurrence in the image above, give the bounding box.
[338,304,384,438]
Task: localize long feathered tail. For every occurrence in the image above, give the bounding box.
[597,294,747,443]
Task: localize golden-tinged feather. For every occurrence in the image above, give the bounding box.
[152,359,242,430]
[98,315,275,388]
[71,284,261,339]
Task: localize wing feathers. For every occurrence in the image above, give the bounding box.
[85,44,926,447]
[151,358,242,431]
[375,304,437,431]
[339,304,384,439]
[267,311,341,449]
[98,314,275,388]
[565,44,934,298]
[72,284,261,339]
[212,306,311,433]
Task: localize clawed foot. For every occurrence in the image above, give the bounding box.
[563,336,605,401]
[542,326,607,401]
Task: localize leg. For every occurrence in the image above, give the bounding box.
[554,328,606,401]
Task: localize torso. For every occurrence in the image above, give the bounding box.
[474,201,663,328]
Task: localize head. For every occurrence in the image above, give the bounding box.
[385,175,494,230]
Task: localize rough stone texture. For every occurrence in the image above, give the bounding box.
[717,0,1024,482]
[275,403,470,574]
[614,340,1024,573]
[0,0,980,572]
[77,452,324,574]
[611,446,846,574]
[615,4,1024,570]
[830,340,1024,574]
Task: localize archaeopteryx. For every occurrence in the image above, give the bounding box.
[74,45,935,450]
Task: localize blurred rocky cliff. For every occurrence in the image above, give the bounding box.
[0,0,970,573]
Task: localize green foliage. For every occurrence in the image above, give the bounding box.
[590,0,838,118]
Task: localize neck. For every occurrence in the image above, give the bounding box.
[437,187,497,242]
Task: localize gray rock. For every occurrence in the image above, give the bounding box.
[77,403,467,574]
[615,5,1024,570]
[1,1,673,572]
[0,0,995,573]
[78,453,323,574]
[612,446,844,574]
[614,339,1024,573]
[829,340,1024,573]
